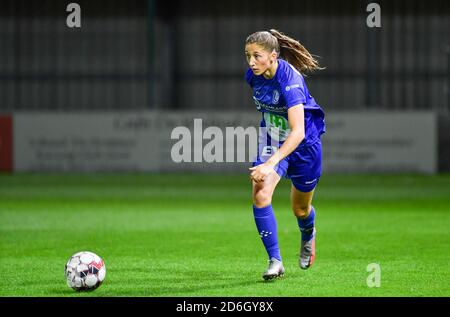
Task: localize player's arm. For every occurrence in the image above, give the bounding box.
[267,104,305,166]
[250,104,305,182]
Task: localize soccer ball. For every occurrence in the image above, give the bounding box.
[65,251,106,291]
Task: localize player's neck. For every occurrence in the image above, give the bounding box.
[263,60,278,79]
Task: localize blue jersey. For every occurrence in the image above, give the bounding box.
[245,59,325,148]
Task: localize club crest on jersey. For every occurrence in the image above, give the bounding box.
[272,90,280,104]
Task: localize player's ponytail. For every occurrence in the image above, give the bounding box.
[269,29,324,74]
[246,29,323,75]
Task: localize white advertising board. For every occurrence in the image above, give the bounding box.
[321,112,437,173]
[13,111,437,173]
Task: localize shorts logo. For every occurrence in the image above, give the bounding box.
[272,90,280,104]
[304,178,317,185]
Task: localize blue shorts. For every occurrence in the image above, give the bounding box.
[253,140,322,192]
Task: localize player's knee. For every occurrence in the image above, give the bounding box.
[292,204,311,218]
[253,189,272,208]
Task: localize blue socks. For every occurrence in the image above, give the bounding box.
[297,206,315,241]
[253,205,316,260]
[253,204,281,261]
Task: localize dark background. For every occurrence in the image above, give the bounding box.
[0,0,449,168]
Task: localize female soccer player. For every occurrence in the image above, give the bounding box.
[245,29,325,280]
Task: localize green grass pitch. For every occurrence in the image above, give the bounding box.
[0,173,449,296]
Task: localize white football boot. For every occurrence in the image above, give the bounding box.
[263,257,285,280]
[299,228,316,270]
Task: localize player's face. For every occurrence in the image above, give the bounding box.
[245,43,277,76]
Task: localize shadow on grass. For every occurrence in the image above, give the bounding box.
[100,267,275,296]
[44,264,290,296]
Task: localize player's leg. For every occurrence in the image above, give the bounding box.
[288,141,322,270]
[252,171,284,280]
[290,185,317,269]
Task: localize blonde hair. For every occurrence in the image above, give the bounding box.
[245,29,323,74]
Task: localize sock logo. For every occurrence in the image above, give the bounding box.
[259,230,272,238]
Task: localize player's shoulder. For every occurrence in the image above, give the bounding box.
[245,67,254,86]
[277,59,303,86]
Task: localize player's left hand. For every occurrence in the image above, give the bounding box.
[249,162,276,183]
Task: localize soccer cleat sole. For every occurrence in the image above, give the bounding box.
[263,272,284,281]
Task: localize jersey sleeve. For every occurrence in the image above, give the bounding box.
[245,68,254,87]
[279,72,307,109]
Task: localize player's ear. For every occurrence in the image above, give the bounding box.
[270,50,278,63]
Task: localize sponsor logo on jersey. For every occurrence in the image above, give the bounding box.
[285,84,300,91]
[252,96,286,114]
